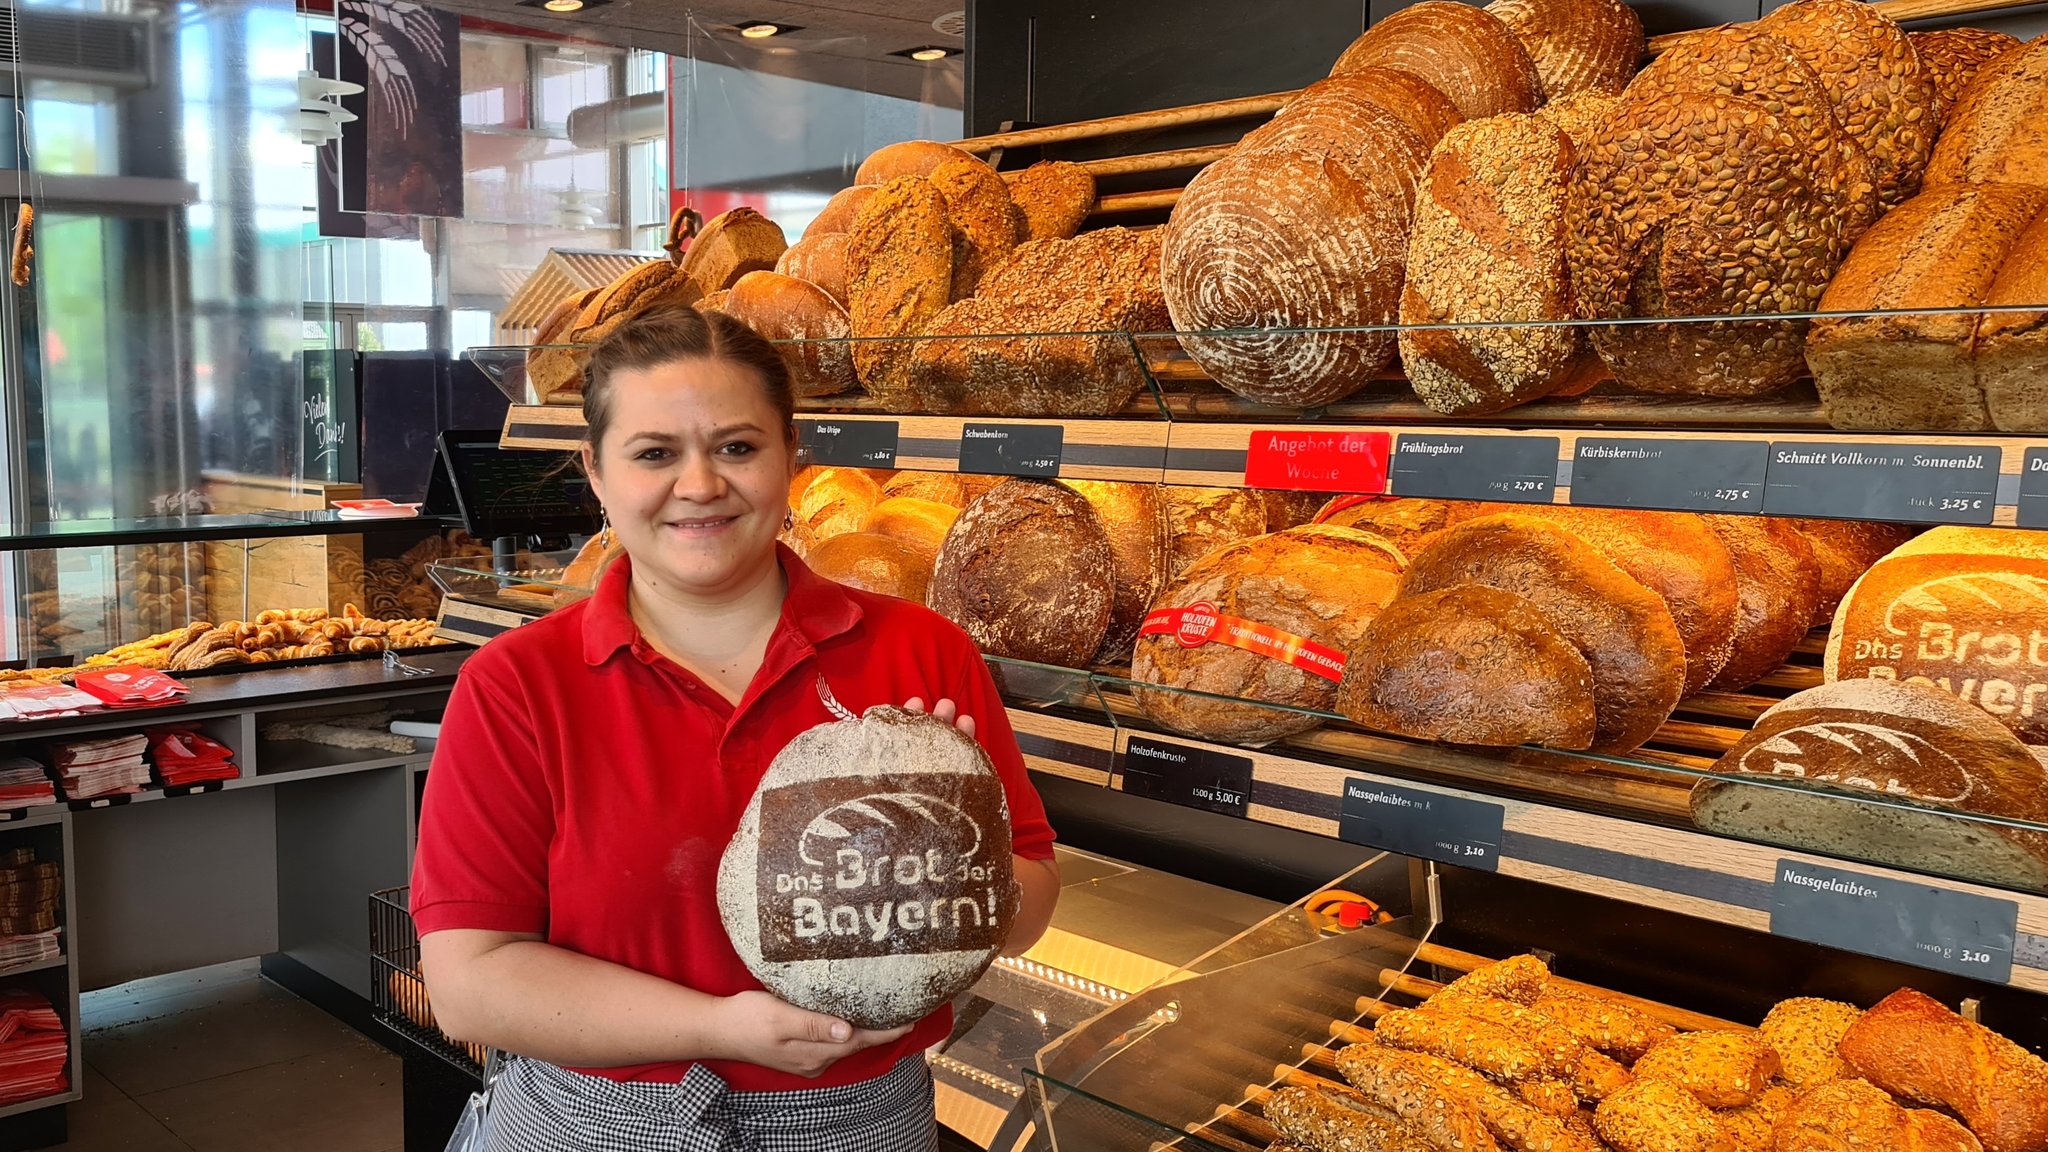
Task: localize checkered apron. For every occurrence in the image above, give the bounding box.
[477,1054,938,1152]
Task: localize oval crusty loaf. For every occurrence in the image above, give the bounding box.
[1331,1,1542,120]
[1775,1074,1996,1152]
[1825,525,2048,744]
[1276,70,1464,153]
[1398,514,1685,752]
[1701,515,1823,693]
[859,496,959,561]
[678,207,787,296]
[1837,988,2048,1152]
[1911,27,2023,123]
[804,532,934,602]
[1257,490,1328,532]
[1005,160,1097,243]
[1792,518,1918,625]
[526,288,598,406]
[1065,480,1168,664]
[1807,183,2048,432]
[1756,0,1940,211]
[774,232,848,306]
[1163,145,1409,408]
[845,176,956,408]
[804,185,875,238]
[928,479,1115,667]
[1340,584,1597,750]
[927,155,1018,299]
[1922,37,2048,189]
[1399,114,1594,417]
[716,704,1016,1029]
[854,140,979,187]
[791,466,884,554]
[1132,525,1405,745]
[881,472,975,508]
[1978,198,2048,434]
[1239,79,1433,214]
[570,260,703,347]
[1165,486,1268,578]
[1484,0,1643,99]
[721,272,857,398]
[1314,497,1452,557]
[1692,677,2048,891]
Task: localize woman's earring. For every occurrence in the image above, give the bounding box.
[783,509,796,531]
[598,512,614,548]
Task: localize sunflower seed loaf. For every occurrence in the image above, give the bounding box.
[1923,37,2048,189]
[1332,1,1542,120]
[1399,114,1596,416]
[1757,0,1940,210]
[1911,27,2023,122]
[1484,0,1644,100]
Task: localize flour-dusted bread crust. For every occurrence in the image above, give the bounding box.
[1923,39,2048,190]
[1912,27,2023,123]
[1277,70,1465,152]
[722,272,857,398]
[1791,518,1919,625]
[855,140,980,187]
[928,479,1115,666]
[1757,0,1940,210]
[774,232,848,306]
[1164,486,1269,578]
[1240,82,1432,216]
[1485,0,1643,99]
[1332,1,1542,120]
[1701,515,1823,692]
[845,176,957,407]
[1133,525,1405,745]
[1977,202,2048,433]
[716,704,1016,1030]
[1065,481,1169,664]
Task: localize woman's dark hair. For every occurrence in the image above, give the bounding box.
[582,305,795,458]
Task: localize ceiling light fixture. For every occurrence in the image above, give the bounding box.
[737,21,802,38]
[543,0,583,10]
[515,0,612,12]
[891,45,960,61]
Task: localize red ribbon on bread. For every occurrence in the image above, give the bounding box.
[1139,601,1348,682]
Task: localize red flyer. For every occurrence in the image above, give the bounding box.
[1242,429,1392,493]
[74,667,189,706]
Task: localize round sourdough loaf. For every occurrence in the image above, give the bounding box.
[1756,0,1939,210]
[1397,514,1684,752]
[1239,83,1431,215]
[1484,0,1642,99]
[1702,515,1823,693]
[1791,518,1918,625]
[804,532,933,602]
[855,140,980,186]
[791,467,884,555]
[1131,525,1405,744]
[721,272,857,398]
[804,186,875,239]
[927,480,1115,666]
[860,497,959,561]
[1824,526,2048,744]
[1911,27,2022,123]
[1331,2,1542,120]
[1314,497,1452,556]
[1339,584,1597,749]
[1257,490,1328,531]
[717,703,1017,1029]
[1164,486,1269,578]
[1273,71,1464,152]
[881,472,974,508]
[774,233,848,305]
[1064,481,1169,663]
[1691,678,2048,889]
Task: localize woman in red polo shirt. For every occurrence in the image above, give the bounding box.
[410,306,1060,1151]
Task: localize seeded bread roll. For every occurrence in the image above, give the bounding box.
[1776,1077,1987,1152]
[1977,202,2048,433]
[1337,1042,1595,1152]
[1065,481,1168,664]
[1700,515,1822,692]
[859,496,959,561]
[773,232,848,305]
[927,156,1018,299]
[804,185,875,238]
[1592,1080,1721,1152]
[1913,27,2023,123]
[855,140,978,186]
[1324,1038,1505,1152]
[1484,0,1643,99]
[1400,114,1595,416]
[804,532,933,602]
[1131,525,1405,744]
[1716,1084,1795,1152]
[1240,79,1433,215]
[1314,497,1452,556]
[1792,518,1918,624]
[1808,184,2048,432]
[1005,160,1096,243]
[1165,486,1268,577]
[1691,678,2048,889]
[1332,1,1542,120]
[1923,38,2048,189]
[1340,584,1598,749]
[1374,1007,1554,1083]
[1629,1031,1779,1109]
[928,479,1115,667]
[1758,997,1861,1088]
[1278,70,1465,152]
[1838,987,2048,1152]
[845,176,956,407]
[721,272,857,398]
[1529,988,1675,1063]
[1264,1086,1437,1152]
[1758,0,1940,210]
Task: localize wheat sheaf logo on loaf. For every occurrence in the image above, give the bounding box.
[1740,722,1970,805]
[715,678,1017,1030]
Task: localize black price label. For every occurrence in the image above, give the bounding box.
[1120,735,1252,819]
[1762,441,1998,525]
[68,795,132,812]
[2019,448,2048,531]
[796,418,898,468]
[0,809,22,822]
[1569,438,1768,514]
[1771,859,2017,983]
[958,423,1064,478]
[164,782,226,798]
[1337,778,1503,872]
[1390,435,1558,503]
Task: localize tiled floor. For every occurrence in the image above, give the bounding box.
[53,960,401,1152]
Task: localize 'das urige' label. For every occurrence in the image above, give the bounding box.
[754,773,1007,963]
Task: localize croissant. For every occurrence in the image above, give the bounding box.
[317,619,351,642]
[348,636,386,653]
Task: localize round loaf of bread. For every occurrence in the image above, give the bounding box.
[1132,525,1405,744]
[1701,515,1823,693]
[1484,0,1643,99]
[1911,27,2022,123]
[1924,39,2048,189]
[717,704,1017,1029]
[1165,486,1269,578]
[793,467,884,553]
[1257,490,1329,532]
[1065,481,1168,663]
[1399,514,1684,752]
[1239,82,1432,215]
[860,497,959,561]
[1331,2,1542,120]
[1339,584,1597,749]
[774,233,848,305]
[1163,145,1408,407]
[804,185,875,238]
[856,140,981,187]
[1314,497,1451,556]
[723,271,857,398]
[928,479,1115,666]
[882,472,973,508]
[805,532,934,602]
[1790,518,1918,625]
[1757,0,1939,211]
[1977,202,2048,434]
[1275,70,1464,152]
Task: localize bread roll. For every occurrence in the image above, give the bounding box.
[1064,481,1167,663]
[1809,184,2048,432]
[1715,1084,1794,1152]
[1484,0,1643,99]
[1912,27,2023,122]
[1131,525,1404,744]
[1629,1031,1779,1108]
[1691,678,2048,889]
[1165,486,1268,577]
[1339,584,1598,749]
[928,479,1115,667]
[1399,514,1685,751]
[804,185,875,238]
[1793,517,1918,624]
[1825,525,2048,742]
[1005,160,1096,243]
[1322,1037,1504,1152]
[1701,515,1822,692]
[1336,1043,1592,1152]
[1374,1006,1554,1083]
[1314,497,1451,556]
[1332,2,1542,120]
[722,271,857,398]
[678,207,787,296]
[855,140,978,186]
[881,472,971,507]
[1923,39,2048,189]
[1977,202,2048,433]
[927,156,1018,299]
[774,232,848,305]
[1757,0,1940,210]
[1400,114,1593,416]
[1592,1080,1720,1152]
[1163,145,1409,408]
[715,704,1016,1029]
[846,176,956,407]
[859,497,958,561]
[793,467,884,551]
[1263,1086,1433,1152]
[1839,989,2048,1152]
[1776,1077,1987,1152]
[804,532,933,602]
[1240,81,1432,214]
[1277,70,1464,152]
[1758,997,1861,1088]
[1529,988,1674,1063]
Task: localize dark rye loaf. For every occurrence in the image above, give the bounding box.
[927,480,1115,667]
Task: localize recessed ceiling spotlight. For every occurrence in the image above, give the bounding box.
[544,0,582,10]
[515,0,611,11]
[891,45,960,61]
[738,21,802,38]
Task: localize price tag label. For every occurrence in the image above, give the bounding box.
[1242,430,1391,493]
[0,808,23,823]
[164,781,226,798]
[1390,435,1558,504]
[1569,438,1769,514]
[1771,859,2016,983]
[1120,735,1252,819]
[69,795,132,812]
[795,418,898,469]
[958,423,1064,478]
[1337,778,1502,872]
[1762,442,1998,525]
[2019,448,2048,531]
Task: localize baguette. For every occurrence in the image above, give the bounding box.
[1837,988,2048,1152]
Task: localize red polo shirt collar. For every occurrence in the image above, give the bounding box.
[580,543,864,667]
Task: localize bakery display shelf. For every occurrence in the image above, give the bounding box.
[0,510,459,554]
[427,550,582,607]
[0,1087,80,1122]
[0,955,66,979]
[252,740,426,778]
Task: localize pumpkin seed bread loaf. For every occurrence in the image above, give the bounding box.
[1911,27,2022,123]
[1756,0,1940,210]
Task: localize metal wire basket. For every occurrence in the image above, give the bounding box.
[369,885,496,1080]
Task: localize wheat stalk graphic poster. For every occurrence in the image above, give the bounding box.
[337,0,463,219]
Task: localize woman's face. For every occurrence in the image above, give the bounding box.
[582,357,795,600]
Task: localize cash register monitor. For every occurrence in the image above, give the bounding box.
[431,430,600,540]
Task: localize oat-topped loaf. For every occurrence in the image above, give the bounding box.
[845,175,956,405]
[1756,0,1940,210]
